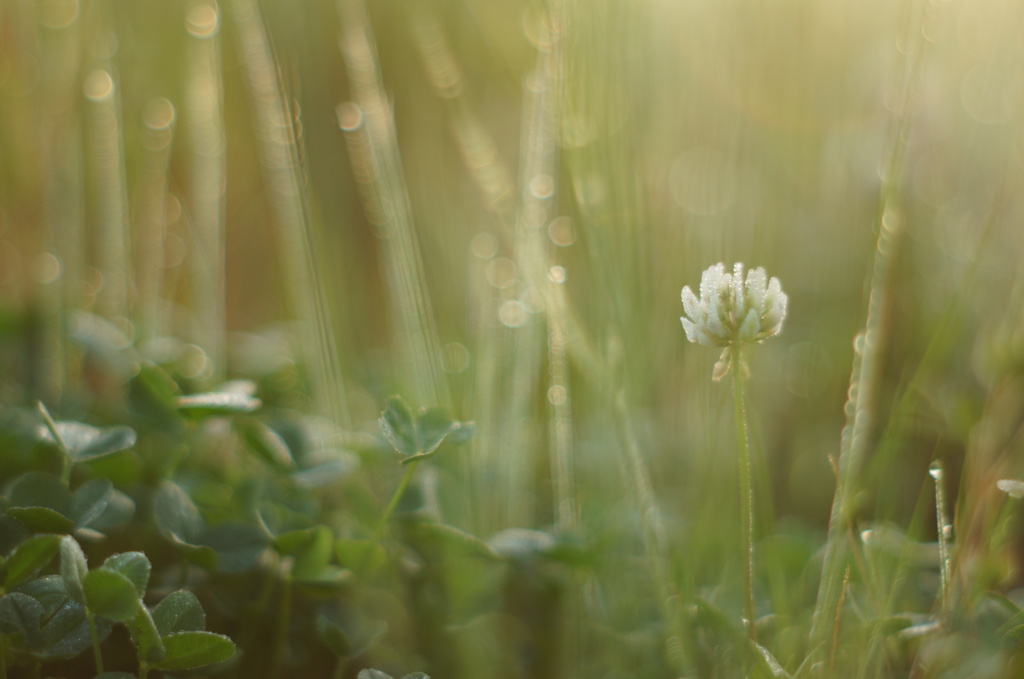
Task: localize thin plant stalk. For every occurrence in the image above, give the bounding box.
[731,345,757,641]
[375,461,419,539]
[613,391,689,674]
[86,609,104,674]
[229,0,351,428]
[338,0,448,409]
[84,65,131,322]
[930,460,952,627]
[808,0,931,653]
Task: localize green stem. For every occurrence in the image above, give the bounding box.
[271,570,293,678]
[1,635,8,679]
[37,402,73,485]
[86,609,104,675]
[375,460,419,539]
[731,345,757,642]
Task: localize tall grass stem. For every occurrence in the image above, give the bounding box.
[230,0,351,428]
[185,2,226,382]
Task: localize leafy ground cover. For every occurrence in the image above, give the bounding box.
[2,0,1024,677]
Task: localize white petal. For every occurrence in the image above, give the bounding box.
[732,263,745,312]
[745,268,767,313]
[681,286,700,323]
[681,317,699,343]
[699,263,724,305]
[738,308,759,341]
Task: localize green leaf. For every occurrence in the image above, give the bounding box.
[127,604,165,664]
[400,674,430,679]
[293,566,353,594]
[151,590,206,636]
[275,525,333,579]
[445,421,475,446]
[1005,623,1024,648]
[0,515,31,556]
[151,631,235,671]
[83,568,140,622]
[95,673,139,679]
[487,528,556,561]
[7,472,72,531]
[379,396,418,456]
[752,640,792,678]
[358,670,394,679]
[414,523,499,560]
[18,575,111,659]
[166,533,218,572]
[5,507,75,534]
[101,552,151,596]
[153,482,205,544]
[2,533,61,590]
[70,478,114,528]
[0,592,44,647]
[59,535,89,604]
[237,418,295,470]
[335,539,388,577]
[198,523,268,573]
[416,407,454,455]
[87,489,136,532]
[177,383,261,418]
[316,615,352,657]
[44,422,137,461]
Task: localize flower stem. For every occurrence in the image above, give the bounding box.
[731,345,757,641]
[375,460,419,539]
[86,609,104,675]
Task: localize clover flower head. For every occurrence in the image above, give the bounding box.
[680,262,787,379]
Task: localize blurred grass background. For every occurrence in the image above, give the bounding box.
[2,0,1024,675]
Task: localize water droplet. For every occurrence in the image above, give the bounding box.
[442,342,469,374]
[83,70,114,102]
[498,300,528,328]
[486,257,517,289]
[144,97,176,131]
[928,461,943,480]
[179,343,211,380]
[470,232,498,260]
[336,102,362,131]
[32,253,61,284]
[529,174,554,199]
[547,385,567,406]
[548,217,574,246]
[186,3,220,38]
[38,0,79,29]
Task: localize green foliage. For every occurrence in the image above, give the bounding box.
[379,396,474,463]
[1,0,1023,677]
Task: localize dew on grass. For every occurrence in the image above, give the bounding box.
[498,300,528,328]
[486,257,517,289]
[548,217,574,246]
[336,102,363,131]
[529,174,555,199]
[186,4,219,38]
[471,232,498,260]
[39,0,79,29]
[144,98,176,131]
[179,344,212,380]
[547,385,567,406]
[442,342,469,374]
[83,70,114,102]
[32,253,61,284]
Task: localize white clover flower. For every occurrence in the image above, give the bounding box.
[681,262,788,380]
